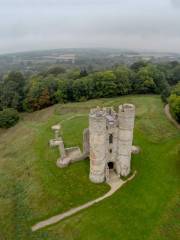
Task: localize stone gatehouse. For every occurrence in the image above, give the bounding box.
[50,104,137,183]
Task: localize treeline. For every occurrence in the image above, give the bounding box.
[169,82,180,123]
[0,61,180,114]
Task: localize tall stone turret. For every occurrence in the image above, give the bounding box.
[117,104,135,177]
[89,107,107,183]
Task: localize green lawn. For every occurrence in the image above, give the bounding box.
[0,95,179,240]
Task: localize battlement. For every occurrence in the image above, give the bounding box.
[118,104,135,119]
[90,106,117,120]
[119,104,135,113]
[90,106,106,118]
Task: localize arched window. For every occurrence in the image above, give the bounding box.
[109,134,113,144]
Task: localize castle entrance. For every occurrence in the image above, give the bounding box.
[108,162,114,169]
[106,162,117,182]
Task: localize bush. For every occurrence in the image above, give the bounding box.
[0,108,20,128]
[169,83,180,123]
[161,87,170,103]
[169,94,180,123]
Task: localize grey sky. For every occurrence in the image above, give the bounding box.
[0,0,180,54]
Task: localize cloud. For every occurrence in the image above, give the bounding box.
[171,0,180,7]
[0,0,180,53]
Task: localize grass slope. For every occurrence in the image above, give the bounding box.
[0,95,179,240]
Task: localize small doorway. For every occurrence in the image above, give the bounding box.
[108,162,114,169]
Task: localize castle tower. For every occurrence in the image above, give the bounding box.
[117,104,135,177]
[89,107,107,183]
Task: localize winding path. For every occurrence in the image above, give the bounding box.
[32,171,136,232]
[164,104,180,129]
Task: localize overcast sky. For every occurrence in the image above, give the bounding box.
[0,0,180,54]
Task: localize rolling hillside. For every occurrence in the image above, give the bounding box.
[0,95,179,240]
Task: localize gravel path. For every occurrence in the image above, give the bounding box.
[32,171,136,232]
[164,104,180,129]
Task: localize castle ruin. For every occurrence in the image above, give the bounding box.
[50,104,137,183]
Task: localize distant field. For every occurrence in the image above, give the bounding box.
[0,95,179,240]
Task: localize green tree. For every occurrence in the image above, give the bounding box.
[45,66,66,76]
[0,108,19,128]
[55,79,68,103]
[114,66,132,95]
[172,82,180,96]
[92,71,117,98]
[172,65,180,85]
[135,67,156,93]
[72,78,88,101]
[0,71,25,111]
[67,69,81,80]
[23,75,58,111]
[169,94,180,122]
[169,83,180,122]
[131,61,148,72]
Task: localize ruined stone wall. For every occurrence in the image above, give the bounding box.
[116,104,135,176]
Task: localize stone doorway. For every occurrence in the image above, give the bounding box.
[108,162,114,170]
[106,162,118,183]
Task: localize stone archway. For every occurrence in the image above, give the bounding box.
[105,162,115,182]
[108,161,114,169]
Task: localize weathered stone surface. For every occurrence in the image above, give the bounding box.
[66,147,82,160]
[132,145,141,154]
[83,128,90,155]
[51,124,61,139]
[57,157,71,168]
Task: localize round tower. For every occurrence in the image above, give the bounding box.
[89,107,107,183]
[117,104,135,177]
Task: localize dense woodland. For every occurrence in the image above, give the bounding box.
[0,60,180,127]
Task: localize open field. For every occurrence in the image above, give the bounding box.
[0,95,179,240]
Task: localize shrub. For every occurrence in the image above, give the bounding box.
[169,94,180,123]
[161,87,170,103]
[0,108,19,128]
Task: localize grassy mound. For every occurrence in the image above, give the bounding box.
[0,95,179,240]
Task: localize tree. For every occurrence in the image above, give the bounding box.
[145,65,166,93]
[114,66,132,95]
[0,71,25,111]
[134,67,156,93]
[130,61,148,72]
[161,87,170,103]
[172,82,180,96]
[92,71,117,98]
[55,79,68,103]
[169,94,180,122]
[45,66,66,76]
[38,88,51,108]
[72,78,88,101]
[67,69,81,80]
[80,68,88,77]
[172,65,180,85]
[23,75,58,111]
[0,108,19,128]
[169,83,180,122]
